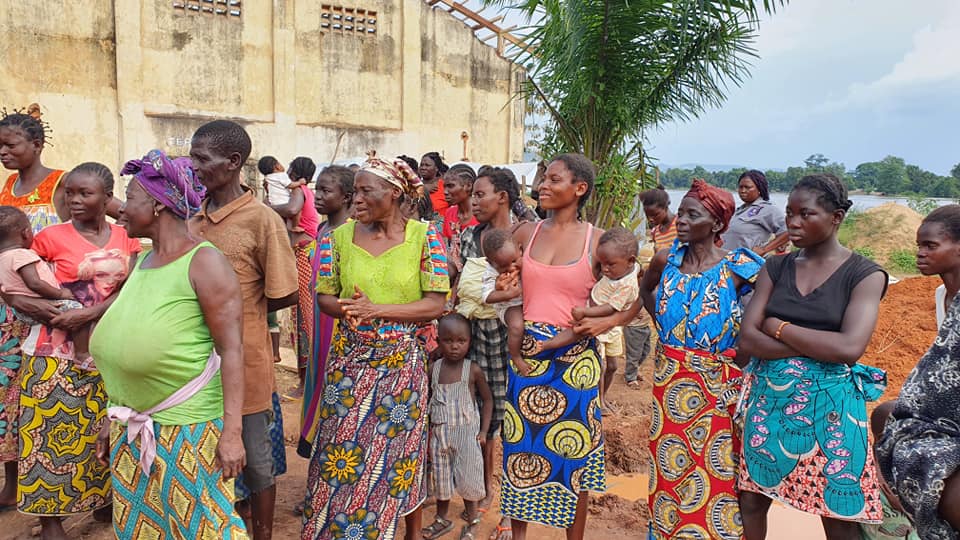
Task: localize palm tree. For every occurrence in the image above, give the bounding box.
[494,0,786,227]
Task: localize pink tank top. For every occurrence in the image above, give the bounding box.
[521,221,596,327]
[299,185,320,238]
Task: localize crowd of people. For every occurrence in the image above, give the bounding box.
[0,105,958,540]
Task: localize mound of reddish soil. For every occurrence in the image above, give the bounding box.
[863,276,940,399]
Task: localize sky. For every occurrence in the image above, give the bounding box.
[464,0,959,175]
[647,0,960,175]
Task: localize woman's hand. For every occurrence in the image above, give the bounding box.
[571,315,616,338]
[95,421,111,467]
[339,286,380,327]
[49,307,97,331]
[215,430,246,479]
[4,295,60,322]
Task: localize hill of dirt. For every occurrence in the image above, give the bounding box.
[842,203,923,273]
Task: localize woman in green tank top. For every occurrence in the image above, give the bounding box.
[90,150,248,539]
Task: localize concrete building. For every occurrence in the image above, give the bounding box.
[0,0,525,185]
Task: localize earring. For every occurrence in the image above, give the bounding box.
[154,207,160,217]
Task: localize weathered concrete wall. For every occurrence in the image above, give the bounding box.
[0,0,524,189]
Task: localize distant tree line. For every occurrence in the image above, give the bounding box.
[658,154,960,198]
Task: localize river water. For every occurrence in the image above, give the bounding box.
[663,189,953,213]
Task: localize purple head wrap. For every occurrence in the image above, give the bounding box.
[120,149,205,219]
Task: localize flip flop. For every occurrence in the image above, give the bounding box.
[488,524,512,540]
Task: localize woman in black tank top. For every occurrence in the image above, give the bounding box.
[737,174,889,540]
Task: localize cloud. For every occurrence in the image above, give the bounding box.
[827,2,960,110]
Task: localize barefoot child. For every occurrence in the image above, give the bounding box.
[0,206,89,363]
[479,229,530,375]
[424,314,493,540]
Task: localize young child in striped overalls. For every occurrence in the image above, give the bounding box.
[423,313,493,540]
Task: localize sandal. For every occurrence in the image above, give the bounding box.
[422,517,454,539]
[460,517,482,540]
[460,507,487,522]
[626,380,640,388]
[488,524,512,540]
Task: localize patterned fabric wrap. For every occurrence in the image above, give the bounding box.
[649,241,762,539]
[359,157,424,200]
[302,322,429,540]
[300,222,340,457]
[299,311,336,458]
[648,344,743,539]
[121,149,204,219]
[0,304,28,462]
[877,292,960,539]
[235,392,286,500]
[18,354,111,515]
[295,240,316,372]
[500,323,606,529]
[110,418,249,539]
[738,356,886,523]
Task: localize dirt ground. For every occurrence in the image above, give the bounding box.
[0,272,940,539]
[0,354,656,540]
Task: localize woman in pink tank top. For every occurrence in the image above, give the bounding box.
[499,154,629,540]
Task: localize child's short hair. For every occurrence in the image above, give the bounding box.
[438,313,471,337]
[481,228,516,258]
[257,156,279,176]
[0,206,29,243]
[598,226,639,259]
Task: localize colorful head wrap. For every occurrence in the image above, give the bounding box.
[359,157,424,200]
[121,149,204,219]
[685,178,736,245]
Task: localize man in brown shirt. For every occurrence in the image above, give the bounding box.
[189,120,298,540]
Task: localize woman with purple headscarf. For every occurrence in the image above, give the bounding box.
[89,149,249,538]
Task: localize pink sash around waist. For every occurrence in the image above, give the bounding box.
[107,349,221,475]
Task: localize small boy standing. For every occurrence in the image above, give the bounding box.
[423,314,493,540]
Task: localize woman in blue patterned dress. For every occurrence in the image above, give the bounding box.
[638,179,763,540]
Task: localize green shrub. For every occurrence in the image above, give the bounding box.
[838,209,862,247]
[906,195,938,216]
[853,246,875,259]
[889,249,917,273]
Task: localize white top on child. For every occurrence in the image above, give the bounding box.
[264,171,293,205]
[481,262,522,323]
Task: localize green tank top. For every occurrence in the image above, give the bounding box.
[91,242,224,426]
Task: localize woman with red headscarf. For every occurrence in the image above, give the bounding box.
[638,179,764,539]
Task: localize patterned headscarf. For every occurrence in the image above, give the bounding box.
[685,178,736,246]
[359,157,425,199]
[121,149,204,219]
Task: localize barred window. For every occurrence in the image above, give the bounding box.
[173,0,241,17]
[320,5,377,36]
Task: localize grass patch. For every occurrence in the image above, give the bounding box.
[838,209,863,247]
[889,249,917,274]
[852,246,875,259]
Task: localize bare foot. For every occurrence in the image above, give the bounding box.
[284,385,304,400]
[92,504,112,522]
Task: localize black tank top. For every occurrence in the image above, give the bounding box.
[764,251,887,332]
